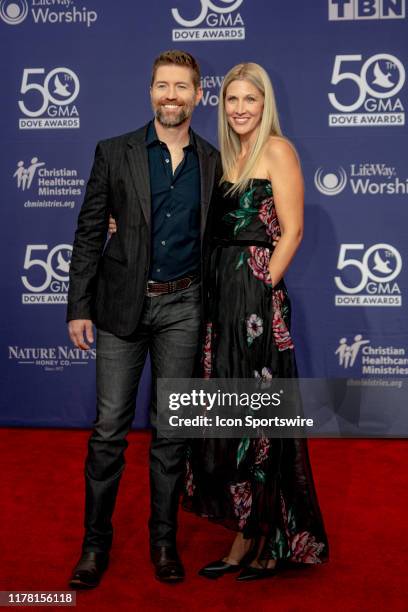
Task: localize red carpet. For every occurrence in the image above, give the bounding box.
[0,429,406,611]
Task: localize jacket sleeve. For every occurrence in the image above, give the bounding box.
[66,142,110,322]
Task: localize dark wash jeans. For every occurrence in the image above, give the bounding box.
[82,281,201,552]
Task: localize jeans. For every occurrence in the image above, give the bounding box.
[82,281,201,552]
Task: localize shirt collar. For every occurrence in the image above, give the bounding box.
[146,119,196,151]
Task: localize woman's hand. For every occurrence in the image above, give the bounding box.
[108,215,117,236]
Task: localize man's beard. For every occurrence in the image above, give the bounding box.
[154,102,194,128]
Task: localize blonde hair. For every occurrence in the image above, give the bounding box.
[218,63,282,194]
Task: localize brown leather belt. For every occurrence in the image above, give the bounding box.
[146,275,197,297]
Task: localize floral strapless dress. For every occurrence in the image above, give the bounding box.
[183,179,329,565]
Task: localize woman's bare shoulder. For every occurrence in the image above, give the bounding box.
[264,135,299,165]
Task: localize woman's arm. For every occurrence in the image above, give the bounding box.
[265,137,304,287]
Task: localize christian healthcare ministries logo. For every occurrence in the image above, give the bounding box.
[335,335,408,376]
[314,163,408,196]
[171,0,245,41]
[21,244,72,304]
[334,243,402,306]
[18,67,80,130]
[13,157,85,209]
[328,53,405,127]
[8,345,96,372]
[329,0,406,20]
[0,0,97,27]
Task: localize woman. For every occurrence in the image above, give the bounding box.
[182,63,328,581]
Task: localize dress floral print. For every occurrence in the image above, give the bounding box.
[183,179,328,566]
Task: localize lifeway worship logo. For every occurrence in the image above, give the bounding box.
[314,163,408,196]
[328,53,405,127]
[13,157,85,209]
[0,0,97,27]
[21,244,72,304]
[18,67,80,130]
[329,0,406,20]
[171,0,245,41]
[200,75,224,106]
[334,243,403,306]
[335,335,408,376]
[8,345,96,372]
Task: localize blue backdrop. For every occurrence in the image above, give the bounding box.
[1,0,407,428]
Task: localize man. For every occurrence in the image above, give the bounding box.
[67,50,221,587]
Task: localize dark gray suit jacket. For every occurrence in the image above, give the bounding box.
[67,123,222,336]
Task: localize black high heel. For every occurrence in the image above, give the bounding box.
[198,559,242,579]
[199,540,257,580]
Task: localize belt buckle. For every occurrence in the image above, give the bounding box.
[146,280,158,298]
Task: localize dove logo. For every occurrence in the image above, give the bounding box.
[314,167,347,195]
[328,53,405,127]
[171,0,245,41]
[0,0,28,24]
[329,0,405,20]
[334,243,403,306]
[18,67,80,130]
[21,244,72,304]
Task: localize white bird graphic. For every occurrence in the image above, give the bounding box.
[56,252,71,273]
[53,75,71,97]
[372,62,395,89]
[372,251,392,275]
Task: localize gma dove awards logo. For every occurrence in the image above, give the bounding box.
[18,67,80,129]
[171,0,245,41]
[334,243,403,306]
[21,243,72,304]
[328,53,406,127]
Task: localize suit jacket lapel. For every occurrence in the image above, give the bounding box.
[196,135,215,239]
[126,129,151,227]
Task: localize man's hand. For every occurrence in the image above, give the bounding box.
[108,215,117,235]
[68,319,94,350]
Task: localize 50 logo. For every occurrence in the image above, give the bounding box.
[22,244,72,304]
[172,0,243,26]
[18,67,80,130]
[334,243,402,306]
[328,53,405,127]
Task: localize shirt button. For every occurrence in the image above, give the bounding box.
[166,212,171,218]
[161,240,166,246]
[165,158,170,163]
[156,268,161,273]
[170,185,174,190]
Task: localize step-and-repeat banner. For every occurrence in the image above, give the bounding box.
[1,0,407,428]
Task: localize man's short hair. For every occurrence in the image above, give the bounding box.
[151,50,201,90]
